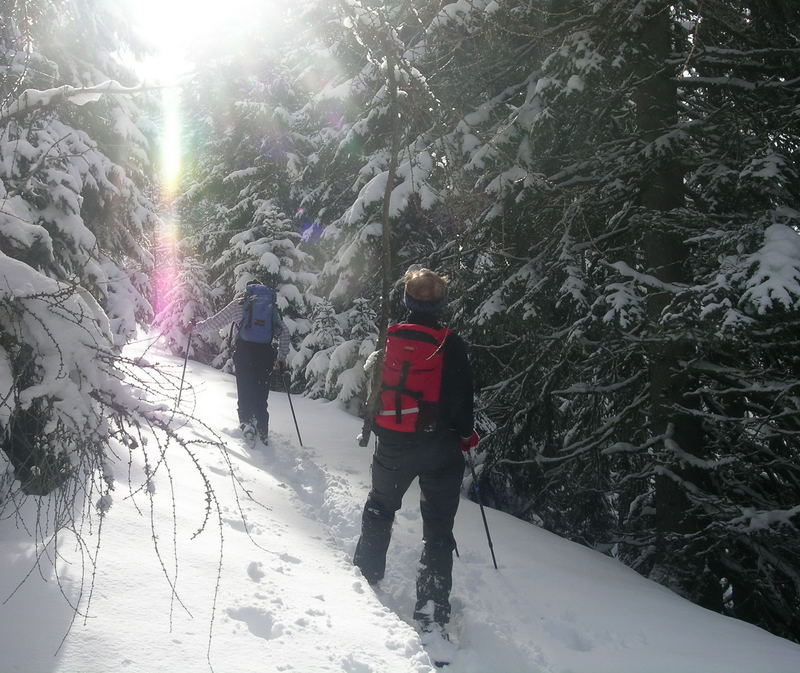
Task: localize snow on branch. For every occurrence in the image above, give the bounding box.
[606,260,685,292]
[741,223,800,314]
[675,75,800,90]
[0,81,150,123]
[728,506,800,534]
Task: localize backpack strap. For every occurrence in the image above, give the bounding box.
[243,295,253,329]
[383,360,421,423]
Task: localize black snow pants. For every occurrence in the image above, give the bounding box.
[233,339,275,435]
[353,431,464,626]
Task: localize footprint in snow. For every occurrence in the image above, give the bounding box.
[207,465,231,477]
[226,606,283,641]
[340,654,375,673]
[543,618,593,652]
[247,561,265,582]
[223,516,256,534]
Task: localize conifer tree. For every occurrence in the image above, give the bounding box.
[325,297,378,409]
[157,0,800,639]
[153,256,217,362]
[293,299,344,398]
[177,27,319,364]
[446,0,800,638]
[290,1,452,301]
[0,0,161,495]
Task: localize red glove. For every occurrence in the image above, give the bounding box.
[459,430,479,452]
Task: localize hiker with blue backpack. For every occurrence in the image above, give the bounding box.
[192,280,290,444]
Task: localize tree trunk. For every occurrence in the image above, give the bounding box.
[359,31,402,446]
[634,3,721,611]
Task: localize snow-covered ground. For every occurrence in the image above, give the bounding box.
[2,346,800,673]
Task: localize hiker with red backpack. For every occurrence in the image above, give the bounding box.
[353,268,477,648]
[192,279,290,444]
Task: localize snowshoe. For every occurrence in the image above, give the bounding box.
[240,423,257,448]
[418,623,456,668]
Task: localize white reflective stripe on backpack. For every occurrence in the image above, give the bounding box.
[376,407,420,416]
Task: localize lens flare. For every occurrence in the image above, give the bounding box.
[126,0,296,320]
[153,81,183,321]
[160,85,182,201]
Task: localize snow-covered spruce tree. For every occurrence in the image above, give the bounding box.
[177,0,452,397]
[214,199,317,331]
[177,49,276,263]
[177,31,320,368]
[293,298,344,399]
[266,0,491,418]
[324,297,378,411]
[175,1,494,404]
[0,1,164,498]
[2,0,158,343]
[153,256,218,362]
[447,0,800,639]
[291,1,453,306]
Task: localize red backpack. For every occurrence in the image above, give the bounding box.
[374,323,451,434]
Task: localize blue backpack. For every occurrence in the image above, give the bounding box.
[239,284,277,344]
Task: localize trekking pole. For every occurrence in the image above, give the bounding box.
[283,370,303,446]
[176,325,193,407]
[466,449,498,569]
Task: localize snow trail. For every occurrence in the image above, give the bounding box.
[2,350,799,673]
[249,422,540,672]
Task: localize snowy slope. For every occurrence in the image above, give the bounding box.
[2,347,800,673]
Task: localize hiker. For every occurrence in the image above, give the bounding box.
[191,280,290,443]
[353,267,478,639]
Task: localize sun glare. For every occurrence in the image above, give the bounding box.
[127,0,289,201]
[126,0,291,296]
[130,0,286,84]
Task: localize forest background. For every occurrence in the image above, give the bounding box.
[1,0,799,647]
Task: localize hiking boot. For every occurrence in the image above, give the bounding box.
[240,423,256,446]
